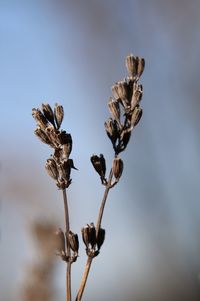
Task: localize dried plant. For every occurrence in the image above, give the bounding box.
[32,54,145,301]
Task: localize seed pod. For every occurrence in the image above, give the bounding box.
[131,106,143,127]
[108,97,120,123]
[58,131,72,159]
[82,225,90,248]
[68,231,79,253]
[121,130,131,150]
[88,223,96,248]
[54,103,64,129]
[34,127,53,146]
[55,228,66,254]
[45,158,59,180]
[131,83,143,109]
[112,157,123,181]
[90,154,106,182]
[32,108,49,130]
[104,118,120,146]
[42,103,55,126]
[125,54,138,78]
[112,81,128,101]
[97,228,105,250]
[137,57,145,78]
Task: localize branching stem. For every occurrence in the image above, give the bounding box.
[75,169,113,301]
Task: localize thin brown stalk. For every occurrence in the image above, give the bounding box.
[62,188,72,301]
[75,169,113,301]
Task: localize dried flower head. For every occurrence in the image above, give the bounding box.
[54,103,64,129]
[112,157,123,181]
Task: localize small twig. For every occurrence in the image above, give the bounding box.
[62,189,72,301]
[75,169,113,301]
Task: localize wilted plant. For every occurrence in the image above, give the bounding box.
[32,54,145,301]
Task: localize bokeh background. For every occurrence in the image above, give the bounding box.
[1,0,200,300]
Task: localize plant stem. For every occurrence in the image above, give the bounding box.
[62,189,72,301]
[75,169,113,301]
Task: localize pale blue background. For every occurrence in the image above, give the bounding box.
[1,1,200,300]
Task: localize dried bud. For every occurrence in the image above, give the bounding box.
[112,157,123,181]
[97,228,105,250]
[131,106,143,127]
[137,57,145,78]
[108,97,120,123]
[104,118,120,146]
[121,130,131,151]
[112,81,128,101]
[68,231,79,253]
[131,83,143,109]
[58,131,72,159]
[82,225,90,248]
[82,223,96,249]
[42,103,55,126]
[45,158,59,180]
[90,154,106,183]
[88,223,96,248]
[55,228,66,254]
[34,127,53,146]
[54,103,64,129]
[125,54,138,78]
[32,108,49,130]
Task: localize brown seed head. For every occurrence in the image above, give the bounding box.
[34,127,53,146]
[108,97,120,123]
[112,81,128,102]
[112,157,123,180]
[97,228,105,250]
[125,54,138,78]
[68,231,79,253]
[131,106,143,127]
[137,57,145,78]
[32,108,49,130]
[54,103,64,129]
[45,158,59,180]
[42,103,55,126]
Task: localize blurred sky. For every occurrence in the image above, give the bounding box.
[1,0,200,301]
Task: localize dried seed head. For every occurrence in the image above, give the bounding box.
[54,103,64,129]
[97,228,105,250]
[131,83,143,109]
[68,231,79,253]
[45,158,59,180]
[112,157,123,180]
[34,127,53,146]
[58,131,72,159]
[90,154,106,182]
[108,97,120,123]
[88,223,96,248]
[42,103,55,126]
[104,118,120,146]
[82,225,90,248]
[125,54,138,78]
[121,130,131,150]
[55,228,66,254]
[137,57,145,78]
[131,106,143,127]
[112,81,128,102]
[32,108,49,130]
